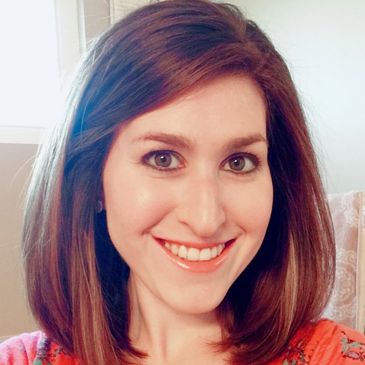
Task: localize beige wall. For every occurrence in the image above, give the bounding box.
[0,0,111,341]
[0,144,38,340]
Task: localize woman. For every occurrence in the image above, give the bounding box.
[1,0,364,364]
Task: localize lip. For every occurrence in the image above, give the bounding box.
[154,237,236,273]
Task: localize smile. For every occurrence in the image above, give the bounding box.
[154,237,236,273]
[164,241,225,261]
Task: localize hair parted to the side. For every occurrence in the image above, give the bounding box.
[23,1,335,364]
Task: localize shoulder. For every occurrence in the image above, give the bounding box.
[0,332,42,364]
[279,319,365,364]
[0,331,77,364]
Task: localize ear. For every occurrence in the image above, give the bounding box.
[96,199,104,213]
[96,186,105,213]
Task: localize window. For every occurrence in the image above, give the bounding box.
[0,0,85,143]
[0,0,115,143]
[0,1,61,128]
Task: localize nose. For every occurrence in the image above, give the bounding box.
[176,176,226,239]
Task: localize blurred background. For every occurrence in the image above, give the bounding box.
[1,0,364,340]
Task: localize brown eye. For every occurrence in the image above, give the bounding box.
[154,152,172,167]
[144,150,182,170]
[229,156,246,171]
[223,154,257,174]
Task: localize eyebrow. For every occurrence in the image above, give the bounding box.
[132,132,268,152]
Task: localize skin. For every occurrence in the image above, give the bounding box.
[102,75,273,364]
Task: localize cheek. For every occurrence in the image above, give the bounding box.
[104,175,175,240]
[226,175,273,234]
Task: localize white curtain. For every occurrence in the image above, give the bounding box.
[324,191,365,333]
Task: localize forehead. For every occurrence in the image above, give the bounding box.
[114,75,267,143]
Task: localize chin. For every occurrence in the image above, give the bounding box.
[163,290,226,315]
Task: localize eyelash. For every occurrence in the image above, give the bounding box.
[142,150,261,175]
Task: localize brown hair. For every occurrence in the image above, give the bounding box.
[23,1,335,364]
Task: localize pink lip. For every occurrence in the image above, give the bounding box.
[154,237,236,273]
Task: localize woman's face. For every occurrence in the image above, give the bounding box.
[102,75,273,315]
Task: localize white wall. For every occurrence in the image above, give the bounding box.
[0,0,111,340]
[228,0,365,193]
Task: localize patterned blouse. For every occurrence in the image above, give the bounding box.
[1,319,364,364]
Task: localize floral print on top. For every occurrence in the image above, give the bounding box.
[0,319,364,364]
[277,320,365,364]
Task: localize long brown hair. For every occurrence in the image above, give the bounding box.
[23,1,335,364]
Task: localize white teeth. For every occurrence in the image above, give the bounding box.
[171,244,179,255]
[199,248,211,261]
[187,248,200,261]
[178,245,188,259]
[211,246,218,258]
[164,242,226,261]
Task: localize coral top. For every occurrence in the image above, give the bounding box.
[1,319,364,364]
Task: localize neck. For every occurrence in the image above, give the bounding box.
[127,274,226,365]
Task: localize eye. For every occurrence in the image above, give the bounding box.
[222,154,258,174]
[143,150,183,171]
